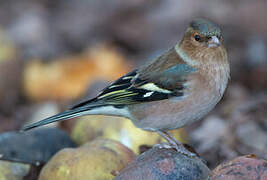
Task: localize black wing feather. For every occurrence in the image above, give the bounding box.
[71,68,184,109]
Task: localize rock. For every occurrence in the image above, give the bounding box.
[115,145,210,180]
[0,128,76,165]
[225,95,267,158]
[39,139,136,180]
[0,160,30,180]
[211,155,267,180]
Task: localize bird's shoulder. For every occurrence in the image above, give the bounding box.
[135,47,197,92]
[97,47,196,101]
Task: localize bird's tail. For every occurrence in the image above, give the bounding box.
[21,105,97,131]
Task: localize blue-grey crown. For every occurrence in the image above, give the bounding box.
[190,18,221,37]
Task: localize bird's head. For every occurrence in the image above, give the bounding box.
[183,18,222,48]
[177,18,226,66]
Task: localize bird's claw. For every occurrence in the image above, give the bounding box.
[153,142,196,157]
[153,142,173,149]
[173,144,196,157]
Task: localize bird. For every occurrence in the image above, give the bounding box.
[22,18,230,156]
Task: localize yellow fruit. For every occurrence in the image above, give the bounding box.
[24,45,130,101]
[39,139,136,180]
[71,115,187,153]
[0,160,30,180]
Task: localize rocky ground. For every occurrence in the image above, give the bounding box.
[0,0,267,179]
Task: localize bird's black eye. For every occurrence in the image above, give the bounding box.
[194,35,201,41]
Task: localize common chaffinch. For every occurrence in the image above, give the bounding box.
[22,19,230,156]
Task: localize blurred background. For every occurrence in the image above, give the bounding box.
[1,0,267,169]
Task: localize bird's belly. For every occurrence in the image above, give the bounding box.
[127,90,221,131]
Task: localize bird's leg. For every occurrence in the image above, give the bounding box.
[164,131,184,145]
[156,130,179,147]
[156,130,196,157]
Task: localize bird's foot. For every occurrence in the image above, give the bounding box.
[156,130,196,157]
[153,142,196,157]
[153,142,173,149]
[171,143,196,157]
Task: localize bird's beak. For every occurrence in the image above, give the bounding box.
[207,36,221,48]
